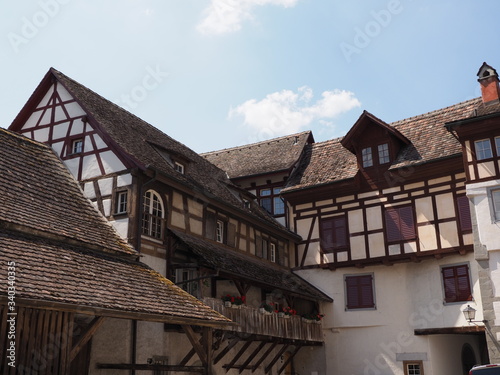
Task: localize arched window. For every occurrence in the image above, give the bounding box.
[142,190,164,239]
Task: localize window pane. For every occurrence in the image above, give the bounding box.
[274,197,285,215]
[261,197,272,213]
[378,143,390,164]
[496,137,500,157]
[116,191,127,214]
[475,139,493,160]
[362,147,373,167]
[260,189,271,196]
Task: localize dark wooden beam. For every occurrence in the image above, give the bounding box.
[97,363,205,372]
[182,325,207,366]
[70,316,106,362]
[265,344,289,374]
[415,326,485,335]
[239,341,267,374]
[214,337,240,365]
[277,345,302,375]
[204,327,214,375]
[224,340,253,372]
[252,342,277,373]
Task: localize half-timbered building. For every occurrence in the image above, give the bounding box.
[446,62,500,364]
[0,128,231,375]
[8,68,332,375]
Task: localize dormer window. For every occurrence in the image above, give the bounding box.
[378,143,390,164]
[71,139,83,154]
[216,220,224,243]
[362,147,373,167]
[475,139,493,160]
[174,161,185,174]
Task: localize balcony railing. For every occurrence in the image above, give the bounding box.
[202,298,323,342]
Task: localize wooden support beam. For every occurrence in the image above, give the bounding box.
[214,337,240,365]
[224,340,253,372]
[239,341,267,374]
[277,345,301,375]
[233,280,251,296]
[97,363,205,372]
[204,327,214,375]
[182,325,207,366]
[252,342,277,373]
[70,316,106,362]
[265,344,289,374]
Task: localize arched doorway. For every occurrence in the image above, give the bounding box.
[462,343,477,375]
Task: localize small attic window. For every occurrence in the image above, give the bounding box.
[378,143,390,164]
[71,139,83,154]
[174,161,185,174]
[362,147,373,167]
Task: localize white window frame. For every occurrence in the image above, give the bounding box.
[142,190,164,239]
[115,190,128,214]
[378,143,390,164]
[174,161,185,174]
[474,139,493,160]
[362,147,373,167]
[71,138,83,154]
[270,243,276,263]
[216,220,224,243]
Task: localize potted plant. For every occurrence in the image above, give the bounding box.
[232,295,246,309]
[281,306,296,319]
[301,313,324,323]
[221,295,233,308]
[259,302,274,315]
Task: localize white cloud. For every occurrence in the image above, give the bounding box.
[229,87,361,140]
[197,0,298,35]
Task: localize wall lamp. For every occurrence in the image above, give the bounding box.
[462,305,486,324]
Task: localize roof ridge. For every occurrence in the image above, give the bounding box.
[201,130,312,155]
[390,97,481,126]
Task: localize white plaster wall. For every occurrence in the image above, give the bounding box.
[467,180,500,251]
[296,252,483,375]
[140,253,167,277]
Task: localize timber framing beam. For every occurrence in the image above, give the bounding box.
[70,316,106,362]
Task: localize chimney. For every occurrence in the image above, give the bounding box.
[477,62,500,104]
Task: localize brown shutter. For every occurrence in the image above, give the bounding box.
[346,275,375,309]
[227,222,236,247]
[442,265,472,303]
[399,206,415,240]
[319,218,335,252]
[385,209,401,242]
[205,211,216,240]
[333,217,348,248]
[320,216,348,252]
[457,196,472,231]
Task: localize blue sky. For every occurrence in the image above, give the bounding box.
[1,0,499,153]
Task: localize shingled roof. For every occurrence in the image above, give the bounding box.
[170,229,332,302]
[0,128,229,325]
[201,131,314,179]
[285,97,483,192]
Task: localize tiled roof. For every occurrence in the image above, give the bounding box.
[285,98,483,192]
[0,128,134,256]
[201,131,314,179]
[0,128,229,324]
[47,69,290,235]
[0,230,230,323]
[170,229,332,302]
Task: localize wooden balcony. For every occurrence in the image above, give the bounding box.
[202,298,323,343]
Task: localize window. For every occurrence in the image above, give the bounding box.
[262,238,268,260]
[442,264,472,303]
[345,274,375,310]
[362,147,373,167]
[115,191,128,214]
[492,189,500,221]
[378,143,390,164]
[404,361,423,375]
[174,161,185,174]
[142,190,164,239]
[71,139,83,154]
[175,269,198,296]
[270,243,276,263]
[216,220,224,243]
[151,355,169,375]
[475,139,493,160]
[496,137,500,157]
[385,206,415,242]
[320,216,348,252]
[456,196,472,231]
[259,187,285,216]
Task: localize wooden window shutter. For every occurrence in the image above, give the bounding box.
[457,196,472,231]
[442,264,472,303]
[385,209,401,242]
[255,236,263,258]
[227,222,236,247]
[345,275,375,309]
[399,206,415,240]
[205,211,216,240]
[320,216,348,252]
